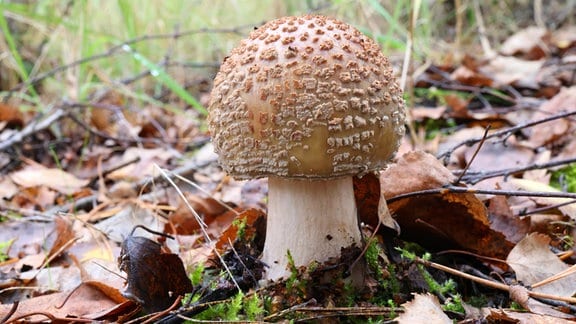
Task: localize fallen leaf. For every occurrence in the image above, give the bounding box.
[480,55,544,88]
[10,166,89,195]
[526,86,576,147]
[214,208,266,253]
[487,308,574,323]
[106,147,178,181]
[118,226,193,313]
[486,194,530,244]
[500,26,549,60]
[506,233,576,296]
[464,135,535,173]
[396,293,451,324]
[381,150,515,258]
[166,193,231,235]
[45,216,77,265]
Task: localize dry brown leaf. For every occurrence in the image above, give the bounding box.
[487,308,575,323]
[0,102,24,129]
[106,147,178,181]
[486,194,530,244]
[10,166,89,195]
[396,293,451,324]
[411,106,446,121]
[507,233,576,296]
[380,150,455,198]
[499,26,549,59]
[166,193,231,235]
[214,208,266,252]
[0,283,126,322]
[45,216,77,264]
[450,65,493,87]
[381,151,515,258]
[480,55,544,88]
[526,86,576,147]
[354,172,398,233]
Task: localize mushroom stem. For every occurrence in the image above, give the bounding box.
[262,176,363,281]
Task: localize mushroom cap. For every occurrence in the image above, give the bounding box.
[208,15,406,179]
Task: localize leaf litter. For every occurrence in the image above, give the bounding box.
[1,20,576,323]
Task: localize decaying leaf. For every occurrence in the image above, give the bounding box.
[166,193,232,235]
[118,226,193,313]
[354,172,399,233]
[10,165,89,195]
[396,293,451,324]
[526,86,576,147]
[214,208,266,253]
[506,233,576,297]
[381,150,515,258]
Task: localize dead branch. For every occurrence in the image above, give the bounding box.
[386,185,576,204]
[456,156,576,184]
[0,108,67,152]
[438,109,576,163]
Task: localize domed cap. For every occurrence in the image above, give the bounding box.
[208,15,406,179]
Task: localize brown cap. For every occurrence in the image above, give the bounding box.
[208,15,406,179]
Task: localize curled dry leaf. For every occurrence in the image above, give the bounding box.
[118,227,193,314]
[381,150,515,258]
[354,172,399,234]
[396,293,451,324]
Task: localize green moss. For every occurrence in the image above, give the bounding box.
[551,164,576,193]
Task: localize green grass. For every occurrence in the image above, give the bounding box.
[2,0,548,115]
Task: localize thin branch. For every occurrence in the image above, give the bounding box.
[0,108,67,152]
[416,257,576,304]
[438,110,576,162]
[386,185,576,204]
[456,156,576,184]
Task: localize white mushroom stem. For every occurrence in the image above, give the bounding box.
[262,176,363,281]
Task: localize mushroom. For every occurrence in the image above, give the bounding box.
[208,15,406,281]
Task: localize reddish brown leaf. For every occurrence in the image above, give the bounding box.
[166,194,230,235]
[215,208,266,253]
[354,172,381,228]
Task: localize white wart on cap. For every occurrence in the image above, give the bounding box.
[208,15,406,179]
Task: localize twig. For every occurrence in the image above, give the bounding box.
[0,108,67,152]
[438,110,576,162]
[453,125,491,184]
[416,257,576,305]
[0,301,18,323]
[455,156,576,184]
[386,185,576,204]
